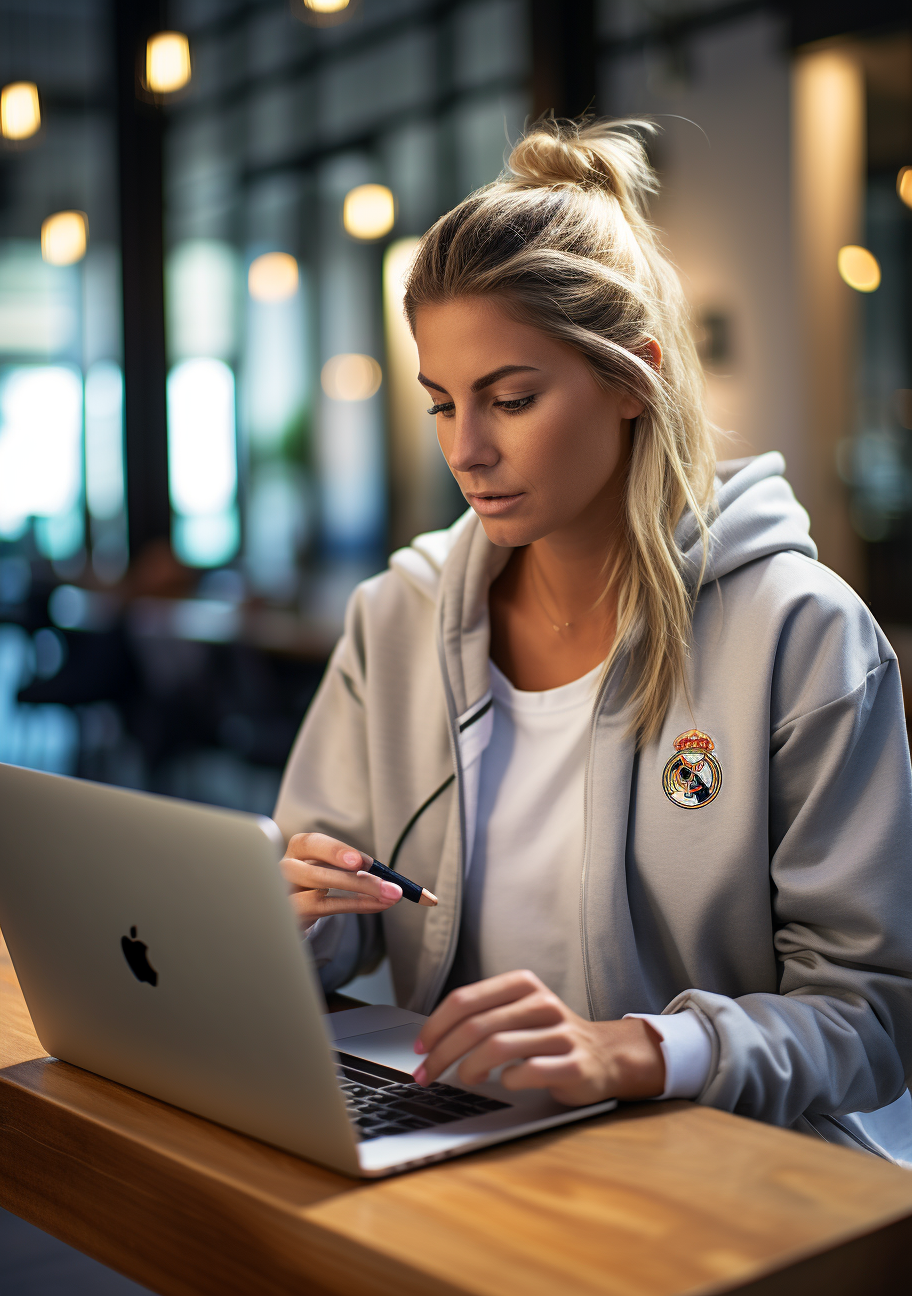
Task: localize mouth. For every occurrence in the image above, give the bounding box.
[465,491,524,516]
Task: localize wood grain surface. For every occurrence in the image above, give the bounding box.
[3,929,912,1296]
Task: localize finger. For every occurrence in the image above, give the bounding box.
[281,857,401,902]
[284,832,369,872]
[416,970,546,1055]
[498,1051,611,1104]
[498,1053,587,1093]
[290,889,402,921]
[415,997,565,1083]
[454,1029,573,1087]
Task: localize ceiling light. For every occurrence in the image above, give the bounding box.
[898,167,912,210]
[302,0,350,10]
[248,252,299,303]
[837,245,880,293]
[0,82,40,140]
[321,354,382,401]
[146,32,192,94]
[41,212,88,266]
[343,184,396,241]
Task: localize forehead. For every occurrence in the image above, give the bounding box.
[413,297,562,375]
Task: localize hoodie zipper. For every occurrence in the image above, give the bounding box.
[579,667,617,1023]
[422,612,468,1014]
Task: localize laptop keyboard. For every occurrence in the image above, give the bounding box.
[336,1052,510,1142]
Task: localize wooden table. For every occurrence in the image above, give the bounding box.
[2,932,912,1296]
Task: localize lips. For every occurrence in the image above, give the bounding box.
[466,492,524,516]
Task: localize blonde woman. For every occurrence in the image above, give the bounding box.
[275,118,912,1160]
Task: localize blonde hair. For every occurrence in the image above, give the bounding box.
[403,116,716,745]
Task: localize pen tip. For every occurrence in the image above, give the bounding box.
[419,888,438,907]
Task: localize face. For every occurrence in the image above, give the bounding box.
[414,296,645,549]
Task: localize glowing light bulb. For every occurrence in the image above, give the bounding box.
[343,184,396,241]
[146,32,192,94]
[837,245,881,293]
[41,212,88,266]
[0,82,40,140]
[898,167,912,211]
[248,252,299,302]
[302,0,350,9]
[321,354,382,401]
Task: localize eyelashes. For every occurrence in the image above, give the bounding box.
[426,395,537,418]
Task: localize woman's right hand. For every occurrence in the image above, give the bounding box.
[280,833,402,931]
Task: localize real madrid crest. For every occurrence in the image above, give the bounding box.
[662,729,722,809]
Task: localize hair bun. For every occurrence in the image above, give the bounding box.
[507,117,657,216]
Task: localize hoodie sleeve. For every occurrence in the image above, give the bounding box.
[272,587,384,994]
[668,647,912,1129]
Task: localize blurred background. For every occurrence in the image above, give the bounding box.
[0,0,909,813]
[0,2,910,1288]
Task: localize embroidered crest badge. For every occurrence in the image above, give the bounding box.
[662,729,722,809]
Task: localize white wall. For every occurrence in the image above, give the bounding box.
[603,14,810,510]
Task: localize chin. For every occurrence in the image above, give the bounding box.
[476,516,543,548]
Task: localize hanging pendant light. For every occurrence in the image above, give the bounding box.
[0,81,40,140]
[41,212,88,266]
[145,32,192,95]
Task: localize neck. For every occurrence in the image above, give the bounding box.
[523,460,628,620]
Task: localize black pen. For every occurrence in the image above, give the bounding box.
[360,859,438,907]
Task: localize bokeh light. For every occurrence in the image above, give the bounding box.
[837,245,881,293]
[342,184,396,240]
[41,212,88,266]
[0,82,40,140]
[321,353,382,401]
[302,0,350,10]
[248,252,299,303]
[898,167,912,211]
[167,358,239,567]
[0,367,83,547]
[146,32,192,94]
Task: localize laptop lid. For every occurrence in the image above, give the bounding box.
[0,763,361,1177]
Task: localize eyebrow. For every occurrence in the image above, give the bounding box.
[417,364,540,395]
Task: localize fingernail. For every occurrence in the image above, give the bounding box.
[412,1064,427,1085]
[343,851,362,866]
[413,1038,427,1054]
[380,881,402,900]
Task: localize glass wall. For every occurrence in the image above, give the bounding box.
[165,0,530,603]
[0,0,125,583]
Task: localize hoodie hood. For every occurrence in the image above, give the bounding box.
[676,452,816,587]
[390,452,816,602]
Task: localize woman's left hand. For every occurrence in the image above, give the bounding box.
[412,970,665,1105]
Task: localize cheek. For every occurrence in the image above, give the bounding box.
[519,403,622,495]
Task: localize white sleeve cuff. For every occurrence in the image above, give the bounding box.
[623,1009,713,1100]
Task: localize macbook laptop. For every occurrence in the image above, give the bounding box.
[0,762,616,1177]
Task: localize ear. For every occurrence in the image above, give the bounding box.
[619,339,663,420]
[641,338,662,371]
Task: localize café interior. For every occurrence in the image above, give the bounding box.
[1,0,911,1291]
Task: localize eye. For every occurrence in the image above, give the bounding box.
[427,401,455,418]
[494,395,537,415]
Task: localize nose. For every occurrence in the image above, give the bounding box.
[440,408,499,476]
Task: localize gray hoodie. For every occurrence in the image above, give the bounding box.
[274,453,912,1159]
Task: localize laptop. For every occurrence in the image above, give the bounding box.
[0,762,616,1177]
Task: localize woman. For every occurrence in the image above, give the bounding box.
[275,118,912,1159]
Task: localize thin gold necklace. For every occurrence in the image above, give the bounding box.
[528,552,573,633]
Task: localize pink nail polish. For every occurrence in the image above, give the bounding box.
[413,1039,427,1054]
[343,851,362,866]
[413,1064,427,1085]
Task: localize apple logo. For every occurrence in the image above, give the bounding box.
[121,926,158,986]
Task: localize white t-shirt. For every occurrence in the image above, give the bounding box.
[451,659,712,1101]
[451,658,598,1017]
